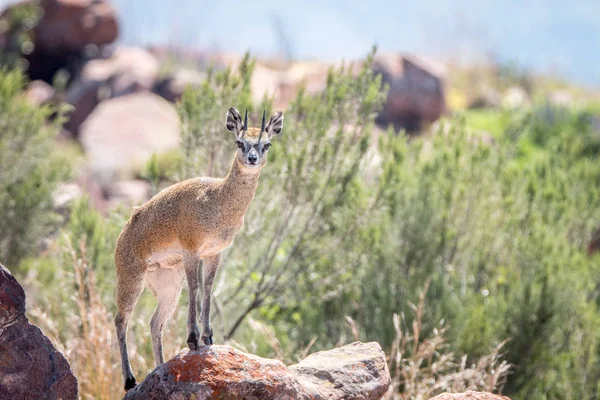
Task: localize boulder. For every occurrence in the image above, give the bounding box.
[123,342,390,400]
[0,263,78,400]
[0,264,26,327]
[64,78,106,136]
[65,47,160,135]
[80,46,159,96]
[154,68,207,103]
[373,53,447,132]
[290,341,390,399]
[79,92,180,181]
[21,0,119,83]
[34,0,118,55]
[23,80,55,106]
[429,391,511,400]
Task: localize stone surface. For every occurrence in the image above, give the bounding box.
[123,342,390,400]
[373,53,446,132]
[79,92,180,181]
[22,0,119,83]
[106,180,151,206]
[34,0,118,55]
[154,68,207,103]
[64,46,160,134]
[80,46,159,96]
[290,341,390,400]
[0,263,78,400]
[23,80,56,106]
[429,391,511,400]
[0,264,25,327]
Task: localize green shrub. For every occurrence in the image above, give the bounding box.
[0,68,70,266]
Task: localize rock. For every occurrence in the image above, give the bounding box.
[154,68,207,103]
[123,342,390,400]
[0,263,78,400]
[64,78,106,136]
[429,391,511,400]
[0,264,26,327]
[80,92,179,181]
[22,0,119,83]
[373,53,446,132]
[106,180,151,206]
[34,0,118,55]
[23,80,55,106]
[65,47,160,134]
[81,46,159,96]
[290,341,390,399]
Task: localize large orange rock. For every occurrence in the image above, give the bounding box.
[123,342,390,400]
[0,263,78,400]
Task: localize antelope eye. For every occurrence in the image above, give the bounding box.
[263,143,271,150]
[236,141,244,149]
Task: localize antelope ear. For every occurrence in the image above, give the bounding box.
[226,107,244,136]
[265,111,283,137]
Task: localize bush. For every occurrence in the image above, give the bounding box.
[0,68,70,266]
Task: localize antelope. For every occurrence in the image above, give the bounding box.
[114,107,284,390]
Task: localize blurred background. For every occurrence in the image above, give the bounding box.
[1,0,599,399]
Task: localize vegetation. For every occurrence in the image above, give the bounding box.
[0,68,70,266]
[2,48,600,399]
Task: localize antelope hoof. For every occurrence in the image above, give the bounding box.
[187,332,199,350]
[202,335,213,345]
[124,376,137,391]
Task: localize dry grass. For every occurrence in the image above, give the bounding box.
[29,238,185,400]
[383,281,511,400]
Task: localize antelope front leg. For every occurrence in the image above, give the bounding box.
[201,253,221,345]
[183,250,201,350]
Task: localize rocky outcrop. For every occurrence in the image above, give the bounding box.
[429,391,511,400]
[373,53,446,132]
[0,263,78,400]
[123,342,390,400]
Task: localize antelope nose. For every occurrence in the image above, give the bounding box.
[248,153,258,163]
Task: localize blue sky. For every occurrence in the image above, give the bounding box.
[2,0,599,87]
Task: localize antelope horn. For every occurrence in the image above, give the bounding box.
[258,110,266,144]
